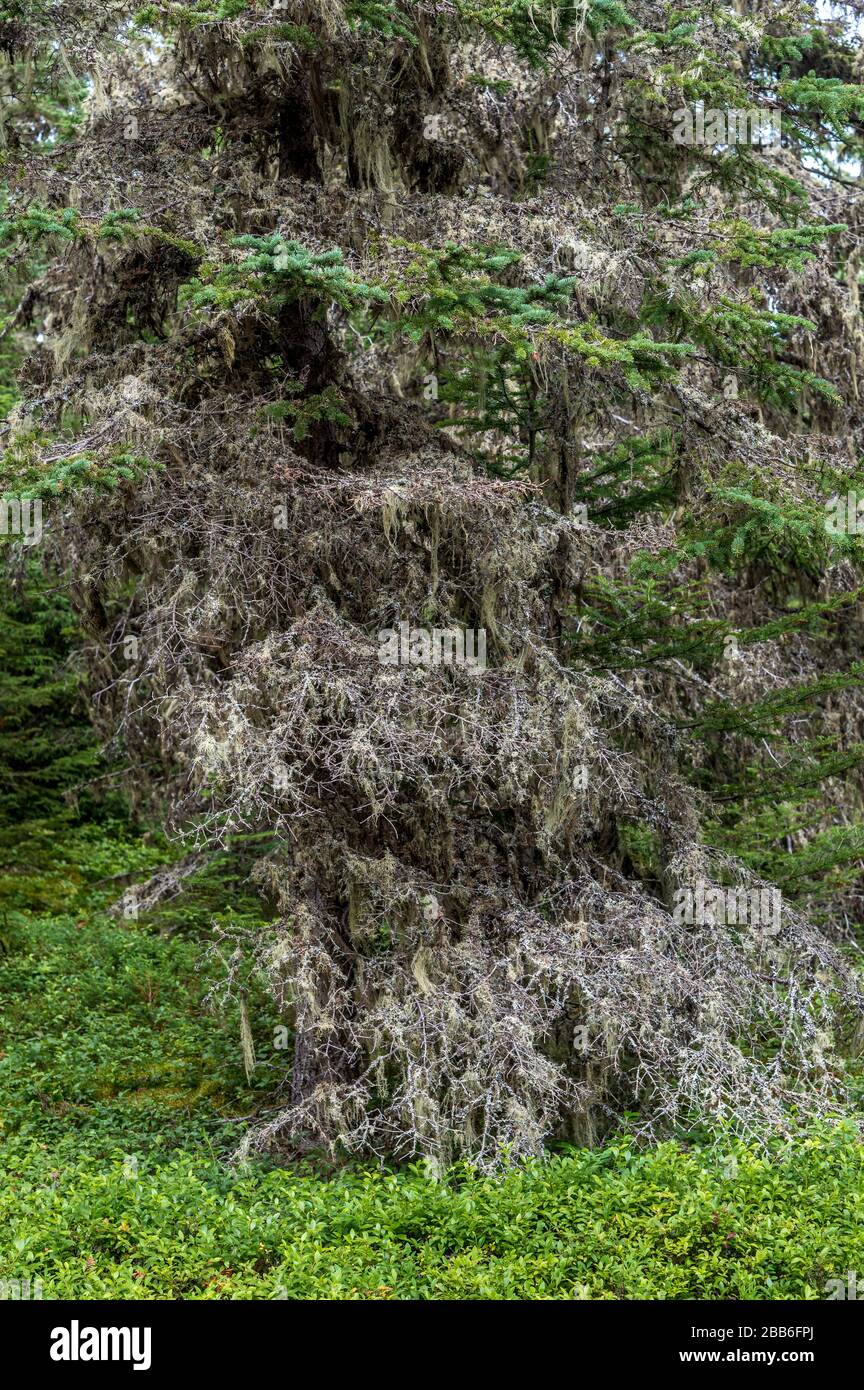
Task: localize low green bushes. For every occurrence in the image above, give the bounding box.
[1,819,862,1301]
[2,1127,863,1300]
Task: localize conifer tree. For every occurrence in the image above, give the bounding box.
[2,0,864,1164]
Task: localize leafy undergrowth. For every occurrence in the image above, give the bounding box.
[1,820,863,1300]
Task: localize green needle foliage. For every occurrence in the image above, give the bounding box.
[0,562,102,822]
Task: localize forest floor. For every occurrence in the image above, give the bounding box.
[1,816,863,1300]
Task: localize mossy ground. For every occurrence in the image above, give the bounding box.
[1,817,863,1300]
